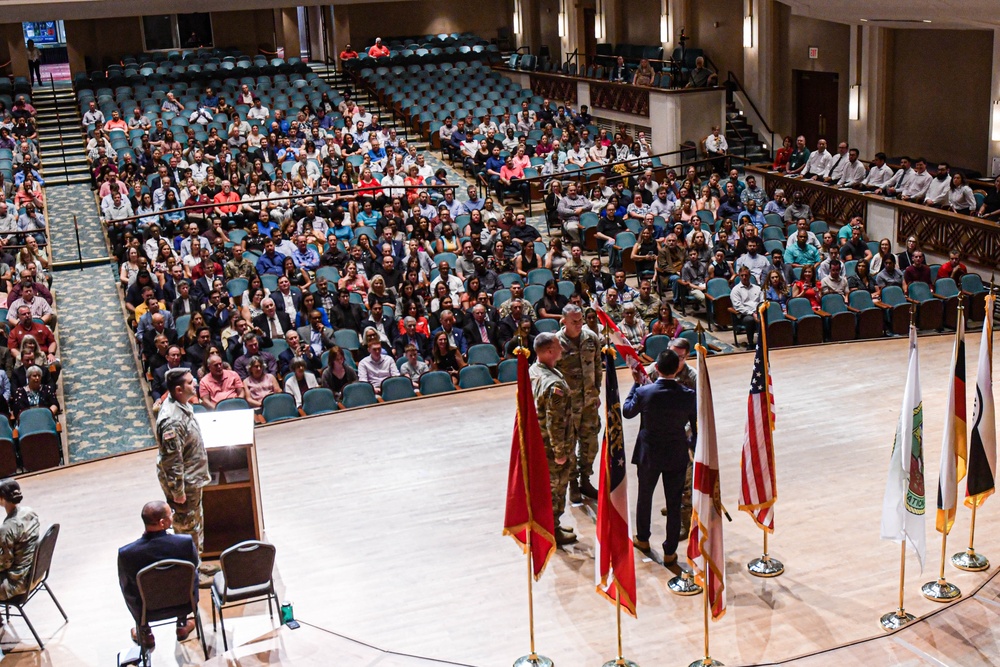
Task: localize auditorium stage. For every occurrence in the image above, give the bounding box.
[5,332,1000,666]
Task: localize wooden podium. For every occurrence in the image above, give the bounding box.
[196,409,264,558]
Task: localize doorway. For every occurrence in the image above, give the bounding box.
[794,70,839,147]
[22,21,69,83]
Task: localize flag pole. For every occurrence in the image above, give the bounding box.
[513,345,554,667]
[687,586,722,667]
[880,535,916,630]
[747,303,783,578]
[952,502,990,571]
[923,529,961,601]
[601,588,640,667]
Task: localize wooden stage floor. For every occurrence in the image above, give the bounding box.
[6,332,1000,666]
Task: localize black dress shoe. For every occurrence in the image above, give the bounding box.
[579,477,599,499]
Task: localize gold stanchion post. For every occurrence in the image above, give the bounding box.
[880,540,915,630]
[601,589,639,667]
[687,586,723,667]
[952,502,990,571]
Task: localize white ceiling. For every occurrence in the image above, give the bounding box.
[781,0,1000,30]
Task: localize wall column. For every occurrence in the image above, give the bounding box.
[603,0,621,45]
[848,25,888,160]
[332,5,351,68]
[558,0,578,67]
[3,24,27,79]
[742,0,775,132]
[274,7,300,59]
[306,6,326,62]
[520,0,542,54]
[988,28,1000,177]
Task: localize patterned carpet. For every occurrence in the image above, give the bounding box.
[54,263,154,461]
[46,184,109,263]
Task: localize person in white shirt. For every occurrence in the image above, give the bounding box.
[357,337,399,394]
[0,203,18,234]
[803,139,832,178]
[835,148,868,189]
[947,173,977,215]
[247,99,270,121]
[352,106,373,129]
[899,158,933,202]
[861,152,895,191]
[649,187,675,217]
[821,142,850,183]
[730,266,763,348]
[922,162,951,207]
[81,101,105,130]
[102,191,134,223]
[704,127,728,177]
[379,164,405,200]
[876,156,913,197]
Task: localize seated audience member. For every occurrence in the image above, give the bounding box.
[802,139,832,179]
[617,303,648,352]
[233,333,277,379]
[782,191,813,224]
[10,364,58,422]
[8,305,56,363]
[923,162,952,208]
[902,250,932,294]
[820,142,850,184]
[297,309,336,357]
[834,148,868,189]
[686,57,717,88]
[118,500,199,649]
[399,343,430,389]
[819,259,849,301]
[151,345,193,406]
[319,345,358,402]
[678,248,707,311]
[730,266,763,347]
[357,335,399,394]
[936,250,967,282]
[948,173,977,216]
[283,357,319,408]
[875,254,904,292]
[977,175,1000,220]
[430,330,466,387]
[860,153,894,191]
[198,353,246,409]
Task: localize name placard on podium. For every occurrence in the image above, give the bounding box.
[195,409,263,558]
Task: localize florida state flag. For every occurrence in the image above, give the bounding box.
[503,349,556,579]
[595,349,637,616]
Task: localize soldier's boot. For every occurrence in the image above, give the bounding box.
[579,475,599,499]
[569,478,583,503]
[555,525,578,545]
[679,505,692,541]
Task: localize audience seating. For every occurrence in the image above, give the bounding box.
[879,286,912,336]
[467,343,501,369]
[458,365,496,389]
[763,302,794,348]
[0,523,66,649]
[819,294,856,342]
[17,409,62,472]
[345,33,499,72]
[260,393,298,423]
[216,398,250,412]
[933,278,961,330]
[0,416,16,477]
[342,382,378,408]
[496,359,519,383]
[380,377,417,402]
[302,388,338,415]
[907,282,944,331]
[785,298,823,344]
[419,371,456,395]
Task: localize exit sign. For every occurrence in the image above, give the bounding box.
[808,46,819,59]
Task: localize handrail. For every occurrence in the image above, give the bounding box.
[725,70,775,152]
[99,182,468,228]
[725,116,752,161]
[48,74,71,186]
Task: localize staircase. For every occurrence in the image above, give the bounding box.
[725,103,771,165]
[308,62,428,153]
[32,82,91,186]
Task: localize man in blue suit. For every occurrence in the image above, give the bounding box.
[118,501,200,649]
[622,349,697,565]
[431,309,468,356]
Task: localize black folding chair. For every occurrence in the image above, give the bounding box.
[136,559,208,665]
[211,540,277,651]
[0,523,67,649]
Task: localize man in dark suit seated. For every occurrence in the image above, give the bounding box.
[185,327,213,368]
[464,303,499,351]
[252,298,293,348]
[585,257,614,297]
[394,316,430,360]
[170,280,200,320]
[431,309,468,356]
[329,289,365,334]
[497,300,538,352]
[152,346,195,405]
[277,329,321,377]
[360,305,396,348]
[297,310,337,357]
[118,500,200,649]
[622,349,697,565]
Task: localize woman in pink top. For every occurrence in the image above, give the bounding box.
[511,145,531,171]
[337,261,370,293]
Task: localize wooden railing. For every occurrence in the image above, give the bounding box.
[746,165,1000,268]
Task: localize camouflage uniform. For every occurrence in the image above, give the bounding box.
[560,258,587,285]
[675,362,697,534]
[499,298,538,321]
[556,327,602,480]
[530,360,573,523]
[0,505,39,599]
[156,396,211,553]
[633,293,661,326]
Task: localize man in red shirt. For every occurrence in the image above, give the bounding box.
[199,353,246,409]
[212,180,243,229]
[498,155,529,205]
[339,44,358,63]
[936,249,967,282]
[368,38,390,58]
[8,305,57,364]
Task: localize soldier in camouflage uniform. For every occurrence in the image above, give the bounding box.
[556,303,603,502]
[0,479,39,600]
[156,368,215,577]
[530,332,577,545]
[560,244,588,285]
[632,279,661,326]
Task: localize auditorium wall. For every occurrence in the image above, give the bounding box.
[345,0,511,50]
[688,0,743,81]
[620,0,660,46]
[885,28,992,172]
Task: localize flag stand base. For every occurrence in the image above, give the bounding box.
[951,549,990,572]
[687,657,723,667]
[514,654,553,667]
[921,579,961,602]
[747,555,784,578]
[879,610,915,631]
[667,571,703,596]
[602,657,639,667]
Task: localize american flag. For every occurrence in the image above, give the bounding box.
[738,305,777,532]
[595,349,636,616]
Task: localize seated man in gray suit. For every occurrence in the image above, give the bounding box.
[297,309,337,357]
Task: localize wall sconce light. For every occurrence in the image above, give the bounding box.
[993,101,1000,142]
[743,15,753,48]
[849,84,861,121]
[558,11,566,38]
[660,14,669,43]
[513,0,522,35]
[595,0,605,39]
